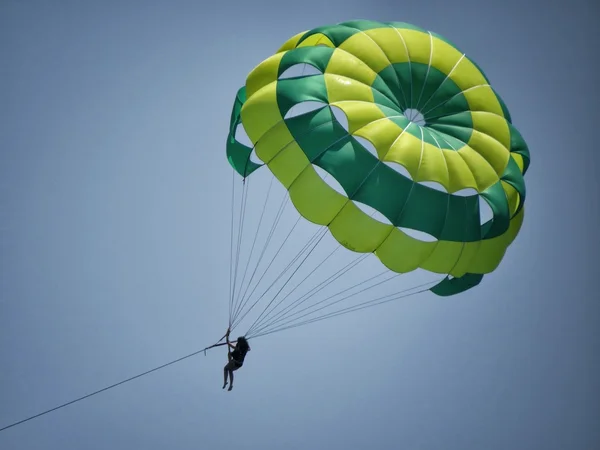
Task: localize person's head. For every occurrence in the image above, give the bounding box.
[236,336,250,352]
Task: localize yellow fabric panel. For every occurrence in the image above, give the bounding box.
[466,128,510,176]
[449,241,482,278]
[501,180,521,217]
[266,141,309,189]
[430,36,465,77]
[443,150,478,192]
[254,120,295,163]
[329,202,392,252]
[324,74,375,105]
[413,142,451,188]
[325,49,377,86]
[287,165,348,226]
[463,85,505,117]
[352,118,403,160]
[470,111,511,152]
[394,29,431,65]
[466,207,524,273]
[362,28,410,64]
[329,100,385,134]
[448,57,489,93]
[297,33,335,48]
[337,32,394,74]
[276,31,308,52]
[511,153,524,172]
[384,130,424,179]
[456,146,499,191]
[376,228,437,273]
[245,53,285,98]
[420,240,466,274]
[241,82,284,144]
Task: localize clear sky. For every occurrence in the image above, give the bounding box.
[1,0,598,449]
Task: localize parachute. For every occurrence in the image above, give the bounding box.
[224,20,530,339]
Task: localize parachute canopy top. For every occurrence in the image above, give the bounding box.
[225,20,530,335]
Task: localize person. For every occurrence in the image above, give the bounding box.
[222,328,250,391]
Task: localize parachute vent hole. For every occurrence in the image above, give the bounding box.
[479,196,494,226]
[419,180,448,193]
[399,227,438,243]
[384,161,413,181]
[351,200,392,225]
[330,105,349,133]
[353,136,380,160]
[235,123,253,147]
[284,101,327,119]
[279,63,323,80]
[312,164,347,197]
[403,108,426,126]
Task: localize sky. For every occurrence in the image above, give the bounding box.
[1,0,599,449]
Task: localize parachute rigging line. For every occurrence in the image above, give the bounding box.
[224,167,441,339]
[229,176,251,326]
[232,188,290,323]
[249,281,436,339]
[0,336,230,434]
[0,275,430,435]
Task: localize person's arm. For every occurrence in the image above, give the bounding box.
[225,328,235,349]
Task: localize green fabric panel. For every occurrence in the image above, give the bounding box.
[501,155,526,204]
[397,185,476,240]
[371,74,404,110]
[410,64,433,111]
[427,113,474,146]
[297,24,359,47]
[229,86,246,133]
[314,137,380,198]
[351,163,413,224]
[285,106,349,162]
[412,123,439,147]
[387,114,412,130]
[426,90,471,122]
[439,195,481,242]
[428,128,465,150]
[480,181,510,238]
[414,65,457,112]
[275,75,329,117]
[430,273,484,296]
[227,140,261,178]
[372,89,402,113]
[226,86,262,177]
[397,186,449,239]
[378,64,411,111]
[278,46,334,77]
[508,123,530,174]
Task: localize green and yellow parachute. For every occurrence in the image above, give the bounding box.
[225,20,530,338]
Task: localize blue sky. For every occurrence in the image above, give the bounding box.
[1,1,598,449]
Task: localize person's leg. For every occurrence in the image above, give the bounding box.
[223,355,233,389]
[223,365,229,389]
[228,369,234,391]
[227,363,241,391]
